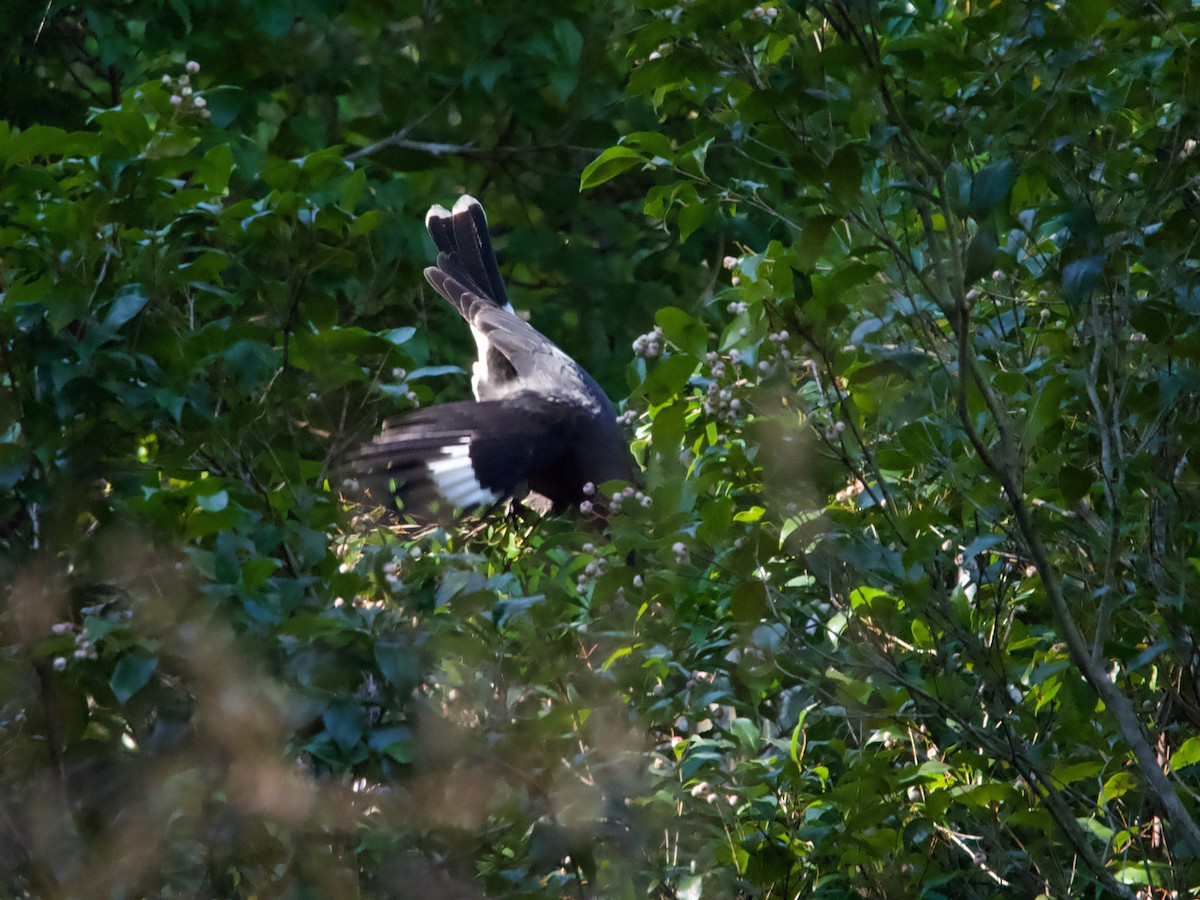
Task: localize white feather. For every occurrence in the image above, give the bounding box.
[453,194,482,216]
[425,439,497,508]
[424,204,451,230]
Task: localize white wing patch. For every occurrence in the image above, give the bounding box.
[425,438,498,508]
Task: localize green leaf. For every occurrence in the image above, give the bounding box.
[368,726,413,763]
[349,209,386,236]
[384,326,417,347]
[323,701,367,753]
[730,717,760,748]
[195,489,229,512]
[731,580,767,620]
[677,874,703,900]
[655,306,708,358]
[960,533,1005,559]
[1171,736,1200,772]
[405,364,463,380]
[943,162,970,216]
[676,136,713,178]
[1100,771,1139,803]
[969,159,1015,218]
[649,399,686,450]
[911,618,934,648]
[197,143,234,194]
[963,230,998,284]
[110,653,158,704]
[0,443,31,490]
[827,145,863,204]
[580,146,647,190]
[620,131,675,162]
[797,215,838,271]
[375,641,421,692]
[677,198,708,242]
[1,125,97,168]
[1052,759,1103,786]
[1062,256,1105,306]
[633,353,696,404]
[553,19,584,65]
[1026,375,1068,445]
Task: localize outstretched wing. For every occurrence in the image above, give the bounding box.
[348,394,578,516]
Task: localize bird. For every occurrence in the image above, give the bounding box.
[350,195,636,518]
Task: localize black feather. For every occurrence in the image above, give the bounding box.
[350,195,636,518]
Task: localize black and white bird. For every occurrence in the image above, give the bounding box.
[351,195,635,517]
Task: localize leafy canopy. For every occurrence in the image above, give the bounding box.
[3,1,1200,898]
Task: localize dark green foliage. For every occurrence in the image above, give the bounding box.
[3,1,1200,898]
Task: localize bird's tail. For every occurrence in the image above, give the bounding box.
[424,195,513,315]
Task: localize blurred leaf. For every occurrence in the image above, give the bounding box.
[678,198,708,242]
[969,159,1015,218]
[111,653,158,704]
[964,230,998,284]
[1062,256,1105,306]
[375,641,421,693]
[104,285,150,331]
[797,215,837,271]
[827,145,863,205]
[553,19,584,65]
[323,701,367,753]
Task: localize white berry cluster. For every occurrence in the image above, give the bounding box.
[767,330,791,358]
[753,329,792,375]
[49,617,111,671]
[723,255,744,287]
[609,483,652,513]
[701,349,748,424]
[580,480,650,517]
[823,420,848,442]
[632,325,665,359]
[704,382,741,421]
[163,60,210,118]
[575,541,612,592]
[390,369,421,408]
[381,558,403,592]
[705,350,728,379]
[579,481,596,515]
[750,5,779,22]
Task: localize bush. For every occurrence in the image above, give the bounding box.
[3,1,1200,897]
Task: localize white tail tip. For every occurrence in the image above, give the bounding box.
[452,194,483,218]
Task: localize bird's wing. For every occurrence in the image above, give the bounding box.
[347,193,634,518]
[348,395,576,515]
